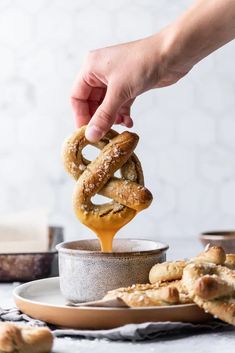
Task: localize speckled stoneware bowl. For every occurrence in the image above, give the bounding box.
[56,239,168,303]
[199,231,235,253]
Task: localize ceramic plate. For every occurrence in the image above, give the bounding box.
[14,277,212,329]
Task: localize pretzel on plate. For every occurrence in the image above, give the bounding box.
[62,126,152,233]
[103,282,180,307]
[148,246,230,309]
[149,246,227,284]
[225,254,235,270]
[182,262,235,325]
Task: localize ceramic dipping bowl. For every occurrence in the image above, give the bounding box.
[199,231,235,253]
[56,238,168,303]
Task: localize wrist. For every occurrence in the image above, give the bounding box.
[159,0,235,83]
[147,25,194,88]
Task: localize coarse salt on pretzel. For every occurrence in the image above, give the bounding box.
[182,262,235,325]
[149,246,227,284]
[225,254,235,270]
[62,126,152,251]
[103,282,180,307]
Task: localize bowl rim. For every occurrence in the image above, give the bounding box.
[199,230,235,240]
[56,238,169,257]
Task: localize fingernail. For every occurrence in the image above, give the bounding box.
[85,125,103,142]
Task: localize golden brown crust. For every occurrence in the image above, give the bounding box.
[103,281,188,307]
[225,254,235,270]
[195,298,235,324]
[149,261,186,284]
[194,275,234,300]
[62,126,152,232]
[0,323,53,353]
[192,246,226,265]
[182,262,235,325]
[172,279,194,304]
[149,247,227,285]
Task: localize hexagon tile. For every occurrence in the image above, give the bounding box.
[0,0,235,246]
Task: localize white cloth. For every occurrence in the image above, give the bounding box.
[0,210,48,253]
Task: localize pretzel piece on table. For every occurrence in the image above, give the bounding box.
[0,323,53,353]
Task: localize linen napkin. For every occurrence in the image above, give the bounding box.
[0,307,233,341]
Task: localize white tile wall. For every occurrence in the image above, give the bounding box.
[0,0,235,253]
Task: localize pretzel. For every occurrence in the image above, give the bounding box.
[149,261,186,284]
[182,262,235,325]
[149,246,227,284]
[225,254,235,270]
[192,246,226,265]
[62,126,152,239]
[103,282,180,307]
[0,323,53,353]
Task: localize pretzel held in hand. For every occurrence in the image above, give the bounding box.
[62,126,152,235]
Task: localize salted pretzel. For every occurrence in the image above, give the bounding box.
[0,323,53,353]
[149,261,187,284]
[149,246,227,284]
[182,262,235,325]
[225,254,235,270]
[148,246,229,308]
[103,282,180,307]
[62,126,152,234]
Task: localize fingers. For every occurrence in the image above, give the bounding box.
[71,60,135,141]
[71,75,92,127]
[85,85,127,142]
[115,114,133,127]
[123,115,133,127]
[71,97,90,128]
[72,77,134,133]
[71,74,106,128]
[115,99,134,127]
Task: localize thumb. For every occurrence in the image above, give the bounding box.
[85,85,125,142]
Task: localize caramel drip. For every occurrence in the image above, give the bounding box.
[62,126,152,252]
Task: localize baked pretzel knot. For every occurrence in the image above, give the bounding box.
[182,262,235,325]
[62,126,152,241]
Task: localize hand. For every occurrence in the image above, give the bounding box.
[71,32,189,142]
[71,0,235,143]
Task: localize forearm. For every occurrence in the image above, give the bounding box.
[162,0,235,77]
